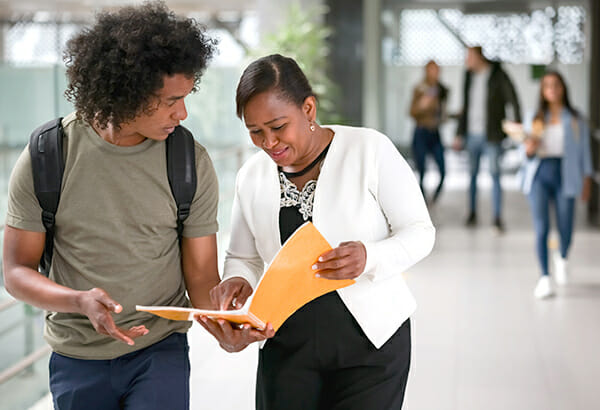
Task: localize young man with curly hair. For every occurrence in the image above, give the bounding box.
[3,2,219,408]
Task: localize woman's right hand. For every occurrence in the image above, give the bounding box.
[195,316,274,353]
[196,278,275,352]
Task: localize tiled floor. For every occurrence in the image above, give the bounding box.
[29,176,600,410]
[403,191,600,410]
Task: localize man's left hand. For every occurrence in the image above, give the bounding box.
[312,241,366,280]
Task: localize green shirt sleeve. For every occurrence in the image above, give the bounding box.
[182,143,219,238]
[5,146,45,232]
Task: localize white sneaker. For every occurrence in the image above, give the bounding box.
[553,254,568,285]
[534,276,555,299]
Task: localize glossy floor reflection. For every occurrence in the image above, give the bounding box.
[404,189,600,410]
[186,185,600,410]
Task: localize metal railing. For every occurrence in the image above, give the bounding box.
[0,295,47,386]
[0,346,51,385]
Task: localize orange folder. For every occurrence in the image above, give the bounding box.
[137,222,355,332]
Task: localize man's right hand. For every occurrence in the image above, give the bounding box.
[76,288,148,346]
[3,227,147,346]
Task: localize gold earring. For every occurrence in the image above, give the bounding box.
[310,123,316,132]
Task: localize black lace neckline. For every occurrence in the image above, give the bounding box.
[279,141,332,179]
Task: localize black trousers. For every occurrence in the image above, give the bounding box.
[256,292,411,410]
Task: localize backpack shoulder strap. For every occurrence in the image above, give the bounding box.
[29,117,64,276]
[166,125,197,240]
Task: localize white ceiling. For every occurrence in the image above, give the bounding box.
[0,0,590,22]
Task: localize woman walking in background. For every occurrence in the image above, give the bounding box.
[521,71,593,299]
[409,60,448,204]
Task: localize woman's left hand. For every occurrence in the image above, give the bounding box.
[581,176,592,202]
[312,241,367,280]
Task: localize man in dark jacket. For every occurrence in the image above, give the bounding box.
[454,46,521,232]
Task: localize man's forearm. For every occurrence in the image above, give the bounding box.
[4,265,84,313]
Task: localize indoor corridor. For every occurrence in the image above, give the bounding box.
[181,182,600,410]
[2,1,599,408]
[17,157,600,410]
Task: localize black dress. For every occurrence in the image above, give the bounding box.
[255,170,412,410]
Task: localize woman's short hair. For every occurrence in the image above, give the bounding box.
[236,54,315,119]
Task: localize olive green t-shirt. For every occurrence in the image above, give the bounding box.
[6,112,219,359]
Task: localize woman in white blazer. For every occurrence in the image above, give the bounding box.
[197,54,435,409]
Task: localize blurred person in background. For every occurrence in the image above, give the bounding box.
[2,3,220,408]
[454,46,521,232]
[520,71,593,299]
[409,60,449,204]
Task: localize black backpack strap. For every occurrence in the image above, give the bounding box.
[166,125,197,240]
[29,117,64,276]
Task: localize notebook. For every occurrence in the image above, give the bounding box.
[137,222,356,332]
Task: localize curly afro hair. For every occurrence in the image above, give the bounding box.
[64,1,217,128]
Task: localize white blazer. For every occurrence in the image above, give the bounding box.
[223,125,435,349]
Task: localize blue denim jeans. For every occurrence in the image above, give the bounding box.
[412,127,445,200]
[527,158,575,276]
[466,134,503,218]
[49,333,190,410]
